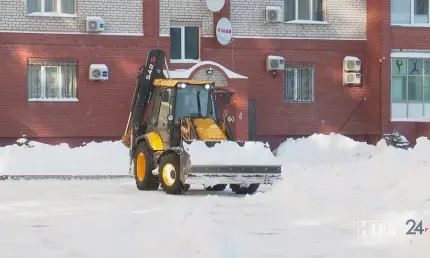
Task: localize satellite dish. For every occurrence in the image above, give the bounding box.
[206,0,225,12]
[216,18,232,45]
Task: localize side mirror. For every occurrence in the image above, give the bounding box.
[161,90,169,102]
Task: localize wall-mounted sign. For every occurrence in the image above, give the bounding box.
[206,0,225,12]
[216,18,232,45]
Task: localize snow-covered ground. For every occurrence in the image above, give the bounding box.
[1,133,430,257]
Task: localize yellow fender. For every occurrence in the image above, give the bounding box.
[143,132,164,151]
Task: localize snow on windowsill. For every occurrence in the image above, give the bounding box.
[284,20,328,25]
[391,117,430,122]
[28,98,79,102]
[391,51,430,58]
[170,59,201,64]
[27,12,78,18]
[391,23,430,28]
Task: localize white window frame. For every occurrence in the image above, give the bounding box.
[27,0,77,17]
[284,65,315,102]
[390,52,430,122]
[27,60,78,102]
[284,0,327,24]
[169,25,201,64]
[391,0,430,27]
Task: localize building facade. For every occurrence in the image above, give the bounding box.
[0,0,429,148]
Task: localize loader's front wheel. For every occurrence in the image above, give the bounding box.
[134,141,159,191]
[230,184,260,195]
[159,153,189,195]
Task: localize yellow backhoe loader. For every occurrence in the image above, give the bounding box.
[121,49,282,195]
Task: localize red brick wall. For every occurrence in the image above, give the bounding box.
[0,33,168,139]
[0,35,371,142]
[383,3,430,143]
[2,0,429,146]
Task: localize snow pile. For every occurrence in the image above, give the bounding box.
[274,133,376,166]
[0,139,129,176]
[182,140,280,165]
[262,133,430,251]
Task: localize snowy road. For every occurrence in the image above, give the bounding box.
[1,179,429,258]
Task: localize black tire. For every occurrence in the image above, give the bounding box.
[205,184,227,191]
[133,141,159,191]
[230,184,260,195]
[159,153,188,195]
[184,184,191,191]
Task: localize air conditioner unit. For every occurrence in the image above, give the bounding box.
[343,72,361,85]
[267,55,285,70]
[265,6,282,23]
[86,16,105,32]
[89,64,109,81]
[343,56,361,72]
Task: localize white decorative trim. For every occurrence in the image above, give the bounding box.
[164,61,247,79]
[160,34,213,38]
[391,117,430,122]
[0,31,144,36]
[232,35,367,41]
[170,59,201,64]
[391,51,430,58]
[27,12,78,18]
[284,20,328,25]
[161,33,365,41]
[28,98,79,102]
[392,24,430,28]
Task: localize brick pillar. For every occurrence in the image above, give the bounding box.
[230,79,249,141]
[143,0,160,36]
[213,0,230,37]
[365,0,392,141]
[380,0,392,134]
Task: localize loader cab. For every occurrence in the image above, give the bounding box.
[144,80,217,148]
[174,82,217,121]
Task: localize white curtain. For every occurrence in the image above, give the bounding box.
[284,0,296,21]
[27,0,41,13]
[44,0,56,12]
[391,0,411,24]
[61,0,75,14]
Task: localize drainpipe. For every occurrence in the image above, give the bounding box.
[379,58,383,138]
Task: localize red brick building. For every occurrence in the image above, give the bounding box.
[0,0,429,148]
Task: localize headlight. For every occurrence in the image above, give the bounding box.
[205,84,210,89]
[179,83,186,88]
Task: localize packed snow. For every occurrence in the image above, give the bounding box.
[182,140,280,165]
[1,133,430,257]
[0,138,129,176]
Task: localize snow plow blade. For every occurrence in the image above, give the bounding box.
[180,140,282,185]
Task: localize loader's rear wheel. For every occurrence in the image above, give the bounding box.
[159,153,189,195]
[230,184,260,195]
[205,184,227,191]
[134,141,159,191]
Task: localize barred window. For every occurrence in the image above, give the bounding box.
[284,65,315,102]
[27,60,78,101]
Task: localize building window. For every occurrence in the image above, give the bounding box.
[170,26,200,62]
[391,57,430,120]
[285,65,315,102]
[27,0,76,15]
[391,0,430,25]
[284,0,325,22]
[27,60,78,101]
